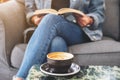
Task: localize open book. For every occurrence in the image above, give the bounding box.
[34,8,85,17]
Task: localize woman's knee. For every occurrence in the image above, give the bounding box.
[52,37,66,46]
[50,36,68,52]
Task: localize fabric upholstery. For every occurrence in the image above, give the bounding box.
[0,1,27,80]
[69,38,119,54]
[11,44,27,68]
[0,0,27,65]
[103,0,120,40]
[11,37,120,68]
[0,17,8,68]
[69,37,120,65]
[0,16,11,80]
[73,52,120,66]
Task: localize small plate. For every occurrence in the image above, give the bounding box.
[40,63,80,76]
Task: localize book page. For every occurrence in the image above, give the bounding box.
[33,8,85,17]
[58,8,85,17]
[34,9,58,15]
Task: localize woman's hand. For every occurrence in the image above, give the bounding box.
[31,15,45,26]
[74,14,94,28]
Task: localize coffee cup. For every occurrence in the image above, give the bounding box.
[47,52,74,73]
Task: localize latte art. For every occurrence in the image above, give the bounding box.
[47,52,74,60]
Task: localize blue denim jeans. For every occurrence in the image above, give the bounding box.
[16,14,89,79]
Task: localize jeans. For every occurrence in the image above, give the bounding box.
[16,14,89,79]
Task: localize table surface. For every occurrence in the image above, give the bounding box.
[26,64,120,80]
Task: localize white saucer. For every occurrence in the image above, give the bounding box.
[40,63,80,76]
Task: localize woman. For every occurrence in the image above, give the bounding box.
[13,0,105,80]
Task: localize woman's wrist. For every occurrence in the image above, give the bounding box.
[89,17,94,26]
[31,15,38,24]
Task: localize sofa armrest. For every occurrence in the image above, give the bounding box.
[0,0,28,65]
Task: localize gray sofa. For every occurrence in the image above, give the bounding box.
[0,0,119,80]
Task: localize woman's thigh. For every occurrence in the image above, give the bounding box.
[53,18,90,46]
[37,14,90,46]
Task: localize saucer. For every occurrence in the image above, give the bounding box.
[40,63,80,76]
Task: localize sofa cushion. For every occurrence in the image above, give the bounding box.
[69,37,120,54]
[0,18,8,69]
[0,0,27,65]
[11,44,27,68]
[11,37,120,68]
[69,37,120,65]
[103,0,120,40]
